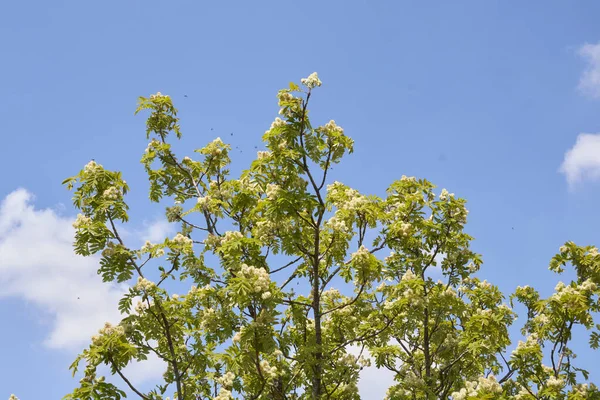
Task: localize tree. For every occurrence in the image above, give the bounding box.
[60,73,600,400]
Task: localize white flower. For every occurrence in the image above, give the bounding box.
[141,241,153,253]
[8,395,19,400]
[266,184,280,200]
[581,279,597,291]
[134,277,156,291]
[259,359,278,378]
[546,375,564,390]
[239,264,271,293]
[102,186,121,200]
[439,188,454,201]
[84,160,102,173]
[221,230,243,245]
[156,248,165,257]
[560,245,568,253]
[257,151,271,160]
[213,388,233,400]
[267,117,287,133]
[322,120,343,135]
[217,371,235,388]
[172,233,193,246]
[232,332,241,343]
[261,291,272,300]
[72,213,92,229]
[301,72,322,89]
[402,269,417,281]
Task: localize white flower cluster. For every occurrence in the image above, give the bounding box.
[134,300,151,314]
[98,322,125,337]
[401,269,417,282]
[9,394,19,400]
[266,183,281,200]
[149,91,167,99]
[439,188,454,201]
[257,151,271,160]
[134,277,156,291]
[450,375,502,400]
[145,138,160,153]
[351,245,371,265]
[232,330,242,343]
[327,182,370,212]
[545,375,564,390]
[204,234,222,248]
[277,91,295,105]
[325,214,349,232]
[512,334,539,357]
[301,72,322,89]
[103,186,121,200]
[172,233,193,247]
[266,117,287,134]
[213,388,233,400]
[239,264,271,293]
[400,175,416,182]
[84,160,102,174]
[259,359,278,379]
[216,371,235,388]
[141,241,153,253]
[261,291,272,300]
[72,213,92,229]
[221,230,244,246]
[321,120,344,135]
[589,247,599,257]
[399,222,411,236]
[551,279,597,308]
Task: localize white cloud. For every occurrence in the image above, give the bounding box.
[578,42,600,98]
[140,218,174,243]
[0,189,165,386]
[559,133,600,186]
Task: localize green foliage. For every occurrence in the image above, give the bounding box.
[59,73,600,400]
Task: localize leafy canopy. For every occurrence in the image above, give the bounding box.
[56,73,600,400]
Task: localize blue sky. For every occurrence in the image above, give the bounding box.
[2,1,600,398]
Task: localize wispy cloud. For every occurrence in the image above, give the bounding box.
[559,133,600,187]
[140,217,174,243]
[578,42,600,98]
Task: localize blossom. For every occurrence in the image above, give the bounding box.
[261,291,272,300]
[141,241,153,253]
[134,277,156,291]
[72,213,92,229]
[546,375,564,390]
[149,91,167,99]
[103,186,121,200]
[401,269,417,282]
[266,184,280,200]
[439,188,454,201]
[84,160,102,173]
[257,151,271,160]
[216,371,235,388]
[213,388,233,400]
[321,120,344,135]
[301,72,322,89]
[267,117,287,133]
[221,230,243,246]
[259,359,278,378]
[9,395,19,400]
[172,233,193,246]
[238,264,271,293]
[232,332,241,343]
